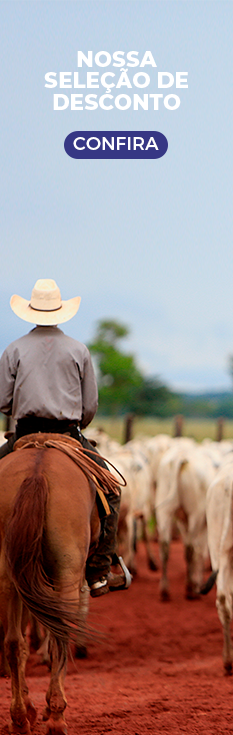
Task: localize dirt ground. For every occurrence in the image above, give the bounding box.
[1,540,233,735]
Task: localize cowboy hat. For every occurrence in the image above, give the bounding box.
[10,279,81,326]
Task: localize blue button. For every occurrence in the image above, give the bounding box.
[64,131,168,159]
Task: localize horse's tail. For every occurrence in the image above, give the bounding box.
[4,471,77,657]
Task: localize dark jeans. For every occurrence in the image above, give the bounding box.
[0,418,121,584]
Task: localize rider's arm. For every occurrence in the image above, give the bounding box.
[0,348,16,415]
[80,347,98,429]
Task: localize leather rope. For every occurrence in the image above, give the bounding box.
[16,437,126,496]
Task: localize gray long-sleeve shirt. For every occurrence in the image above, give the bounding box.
[0,326,98,428]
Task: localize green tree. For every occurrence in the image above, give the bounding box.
[88,320,143,415]
[130,377,181,417]
[88,319,177,417]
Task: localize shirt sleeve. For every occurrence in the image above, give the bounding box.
[80,347,98,428]
[0,348,16,416]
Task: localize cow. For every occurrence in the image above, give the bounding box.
[205,452,233,674]
[83,426,121,455]
[156,442,218,600]
[105,445,155,573]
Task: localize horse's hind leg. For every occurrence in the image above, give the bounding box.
[43,636,68,735]
[43,561,84,734]
[3,591,37,734]
[20,607,38,728]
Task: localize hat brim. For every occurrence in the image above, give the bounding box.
[10,295,81,325]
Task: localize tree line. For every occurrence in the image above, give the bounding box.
[88,319,233,419]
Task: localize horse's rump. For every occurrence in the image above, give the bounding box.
[0,445,99,642]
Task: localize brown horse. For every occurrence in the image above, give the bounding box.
[0,434,100,735]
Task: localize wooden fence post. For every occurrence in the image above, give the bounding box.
[123,414,134,444]
[216,417,224,442]
[173,414,183,438]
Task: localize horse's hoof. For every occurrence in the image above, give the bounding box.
[42,706,50,722]
[44,717,68,735]
[224,662,232,676]
[25,697,37,727]
[0,666,8,677]
[8,719,31,734]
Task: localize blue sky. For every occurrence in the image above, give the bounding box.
[1,1,233,392]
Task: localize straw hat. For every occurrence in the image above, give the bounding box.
[10,279,81,326]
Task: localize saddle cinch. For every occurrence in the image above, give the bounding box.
[14,432,125,519]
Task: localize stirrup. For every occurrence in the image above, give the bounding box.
[111,554,132,590]
[89,557,132,598]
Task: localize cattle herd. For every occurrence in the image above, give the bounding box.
[84,427,233,674]
[1,426,233,675]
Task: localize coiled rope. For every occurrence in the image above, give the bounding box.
[16,436,126,496]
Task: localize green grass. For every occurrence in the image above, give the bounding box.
[90,416,233,444]
[1,413,233,445]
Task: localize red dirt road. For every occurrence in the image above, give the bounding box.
[1,540,233,735]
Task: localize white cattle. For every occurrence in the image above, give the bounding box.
[105,449,138,571]
[83,427,121,455]
[156,442,218,600]
[119,434,174,570]
[105,444,157,572]
[126,434,173,510]
[205,452,233,674]
[202,438,233,459]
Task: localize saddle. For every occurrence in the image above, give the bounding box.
[14,432,123,518]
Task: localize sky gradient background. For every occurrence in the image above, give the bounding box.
[1,1,233,392]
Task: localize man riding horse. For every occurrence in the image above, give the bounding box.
[0,278,130,597]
